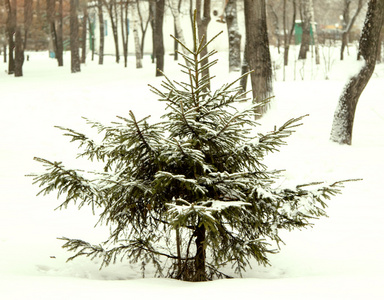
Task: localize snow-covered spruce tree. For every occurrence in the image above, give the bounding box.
[31,15,349,282]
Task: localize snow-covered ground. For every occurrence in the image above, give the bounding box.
[1,44,383,299]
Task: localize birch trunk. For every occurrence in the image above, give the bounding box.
[308,0,319,64]
[225,0,241,72]
[169,0,189,58]
[131,2,143,68]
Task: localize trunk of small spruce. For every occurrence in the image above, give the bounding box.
[194,225,206,281]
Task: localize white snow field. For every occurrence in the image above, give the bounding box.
[1,44,384,299]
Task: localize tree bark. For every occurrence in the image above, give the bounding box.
[340,0,363,60]
[244,0,273,116]
[131,1,143,68]
[56,0,64,66]
[81,6,88,64]
[283,0,296,67]
[5,0,16,75]
[137,0,151,59]
[155,0,165,76]
[298,0,310,60]
[14,26,24,77]
[268,3,281,53]
[98,0,104,65]
[330,0,384,145]
[150,0,156,63]
[70,0,81,73]
[240,41,249,92]
[169,0,189,63]
[47,0,63,66]
[225,0,241,72]
[105,0,120,63]
[308,0,319,64]
[194,225,206,282]
[196,0,211,88]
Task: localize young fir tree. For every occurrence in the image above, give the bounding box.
[31,14,350,282]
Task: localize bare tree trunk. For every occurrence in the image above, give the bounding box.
[137,0,151,59]
[331,0,384,145]
[47,0,63,66]
[121,1,129,68]
[298,0,310,60]
[70,0,81,73]
[105,0,120,63]
[268,3,281,53]
[283,0,296,67]
[244,0,273,116]
[150,0,156,63]
[225,0,241,72]
[169,0,189,61]
[88,16,95,61]
[14,26,24,77]
[240,42,249,92]
[81,6,88,64]
[98,0,104,65]
[5,0,16,75]
[308,0,319,64]
[196,0,211,88]
[340,0,363,60]
[131,1,143,68]
[3,45,6,63]
[56,0,64,66]
[155,0,165,76]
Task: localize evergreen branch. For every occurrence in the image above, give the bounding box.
[170,34,194,55]
[32,157,101,211]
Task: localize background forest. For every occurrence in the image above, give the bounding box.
[0,0,371,76]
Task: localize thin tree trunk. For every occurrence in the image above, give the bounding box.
[3,45,6,63]
[150,0,156,63]
[155,0,165,76]
[14,26,24,77]
[56,0,63,66]
[98,0,104,65]
[240,42,249,92]
[194,225,206,282]
[308,0,319,64]
[169,0,189,62]
[131,2,142,68]
[330,0,384,145]
[137,0,151,59]
[105,0,120,63]
[244,0,273,116]
[268,3,281,53]
[5,0,16,75]
[340,0,363,60]
[298,0,310,60]
[196,0,211,88]
[225,0,241,72]
[70,0,81,73]
[81,6,88,64]
[88,16,95,61]
[283,0,296,67]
